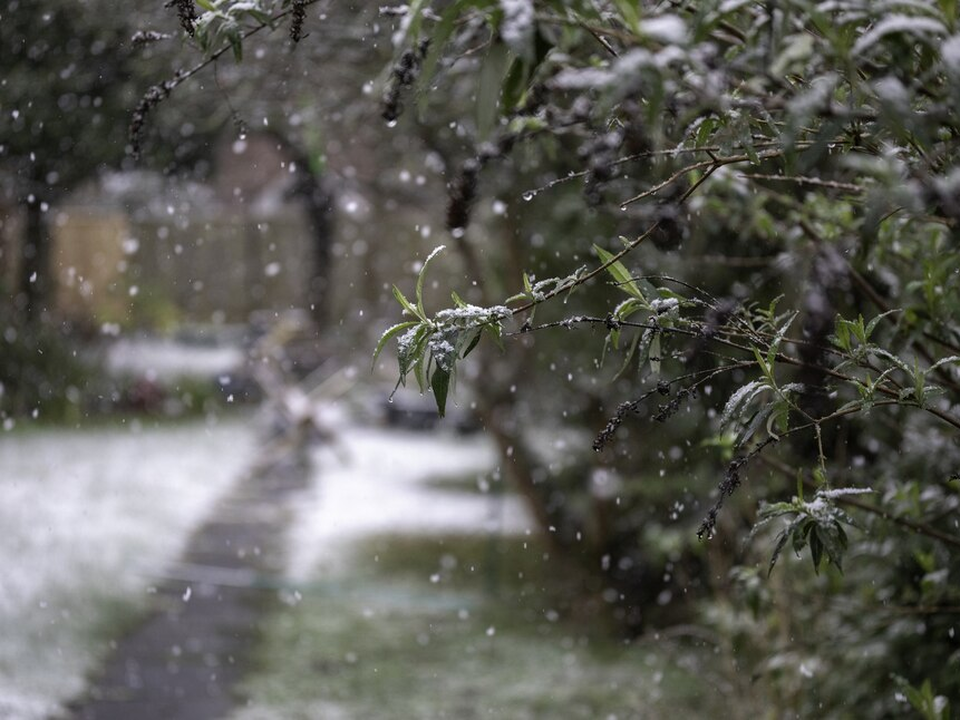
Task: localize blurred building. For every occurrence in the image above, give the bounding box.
[46,132,322,330]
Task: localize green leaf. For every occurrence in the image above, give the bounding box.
[228,30,243,62]
[809,528,824,573]
[431,366,451,417]
[614,296,647,321]
[927,355,960,374]
[397,323,433,384]
[477,40,511,140]
[594,242,645,300]
[501,56,528,112]
[611,0,640,34]
[736,402,774,447]
[768,517,801,575]
[870,347,912,375]
[864,309,899,339]
[767,311,797,367]
[393,284,422,320]
[461,328,483,358]
[612,328,646,379]
[416,245,446,318]
[372,321,420,368]
[484,322,505,351]
[719,380,769,429]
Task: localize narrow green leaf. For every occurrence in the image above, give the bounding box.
[501,56,528,112]
[484,322,505,351]
[431,367,451,417]
[871,347,912,374]
[809,529,824,574]
[461,328,483,358]
[477,40,511,140]
[414,352,428,393]
[768,311,797,367]
[372,320,420,368]
[594,243,644,300]
[418,0,478,114]
[927,355,960,374]
[613,328,644,380]
[650,332,661,375]
[450,290,468,308]
[393,284,422,320]
[416,245,446,318]
[719,380,767,429]
[229,33,243,62]
[864,309,899,339]
[614,296,647,321]
[522,272,533,294]
[611,0,640,33]
[397,323,432,381]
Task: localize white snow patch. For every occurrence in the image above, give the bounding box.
[640,15,688,45]
[105,337,244,381]
[0,419,253,720]
[286,427,531,579]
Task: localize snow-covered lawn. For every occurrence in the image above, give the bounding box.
[286,426,532,579]
[0,413,534,719]
[0,418,253,720]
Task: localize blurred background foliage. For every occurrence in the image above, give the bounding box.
[2,0,959,716]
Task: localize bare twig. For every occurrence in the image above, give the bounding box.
[620,150,783,208]
[738,173,864,194]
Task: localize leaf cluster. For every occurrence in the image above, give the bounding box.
[373,246,510,416]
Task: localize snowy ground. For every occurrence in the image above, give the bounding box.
[103,334,245,382]
[0,415,528,719]
[287,426,532,579]
[0,419,254,720]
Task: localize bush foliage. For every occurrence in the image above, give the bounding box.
[145,0,960,715]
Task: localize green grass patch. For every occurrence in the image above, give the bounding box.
[233,534,731,719]
[420,471,511,495]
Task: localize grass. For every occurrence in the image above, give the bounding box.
[232,534,729,720]
[420,471,513,495]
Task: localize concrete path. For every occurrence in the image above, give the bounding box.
[61,422,530,720]
[65,457,311,720]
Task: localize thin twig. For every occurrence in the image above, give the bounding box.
[620,149,783,208]
[738,173,864,194]
[510,225,659,316]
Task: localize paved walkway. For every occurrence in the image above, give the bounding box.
[66,456,311,720]
[61,421,527,719]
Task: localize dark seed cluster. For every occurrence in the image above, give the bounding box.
[129,75,181,159]
[289,0,306,43]
[169,0,198,36]
[697,436,777,540]
[381,40,429,124]
[592,385,664,451]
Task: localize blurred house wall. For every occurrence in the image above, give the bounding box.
[49,133,317,329]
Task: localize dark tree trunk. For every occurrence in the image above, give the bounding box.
[302,175,334,326]
[18,194,50,326]
[269,131,335,328]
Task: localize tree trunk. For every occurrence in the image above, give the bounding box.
[302,175,334,326]
[18,194,50,326]
[267,130,334,328]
